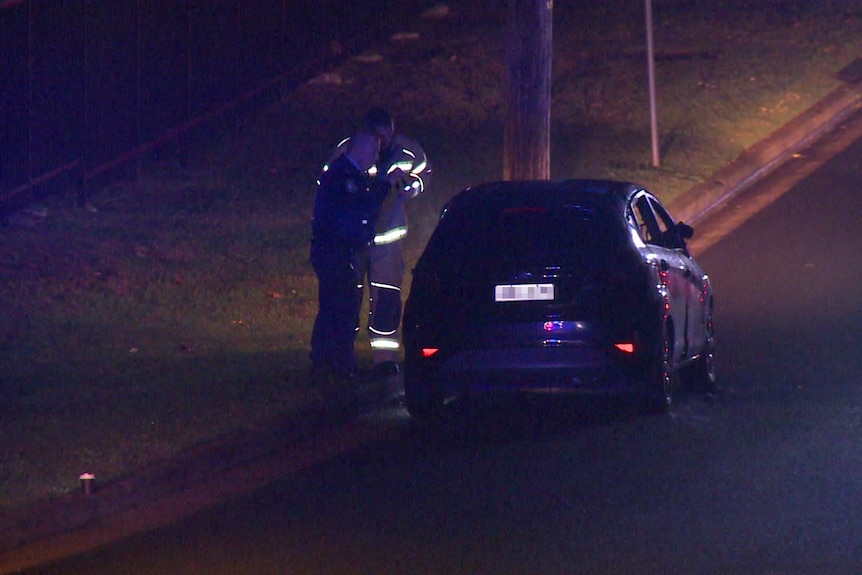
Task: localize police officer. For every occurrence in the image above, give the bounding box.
[310,128,406,391]
[323,108,431,387]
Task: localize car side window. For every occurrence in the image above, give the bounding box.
[649,198,675,239]
[646,196,693,253]
[632,194,660,244]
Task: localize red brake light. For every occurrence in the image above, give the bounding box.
[422,348,439,358]
[615,343,635,354]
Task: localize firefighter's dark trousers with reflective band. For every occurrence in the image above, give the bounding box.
[367,241,405,365]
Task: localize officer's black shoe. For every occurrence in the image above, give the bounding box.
[371,361,400,381]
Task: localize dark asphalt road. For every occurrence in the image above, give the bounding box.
[20,114,862,574]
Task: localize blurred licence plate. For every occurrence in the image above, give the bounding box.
[495,283,555,302]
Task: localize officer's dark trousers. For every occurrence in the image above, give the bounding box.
[310,243,364,376]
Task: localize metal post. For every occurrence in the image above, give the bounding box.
[182,0,193,167]
[187,0,193,121]
[27,0,33,182]
[645,0,660,168]
[136,0,142,183]
[80,0,90,205]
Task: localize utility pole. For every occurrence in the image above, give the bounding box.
[504,0,552,181]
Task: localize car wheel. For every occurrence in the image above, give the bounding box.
[684,309,717,393]
[404,370,444,423]
[643,323,674,415]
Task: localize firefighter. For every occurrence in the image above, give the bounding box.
[322,108,431,387]
[310,128,407,394]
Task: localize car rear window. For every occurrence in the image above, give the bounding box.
[425,201,621,266]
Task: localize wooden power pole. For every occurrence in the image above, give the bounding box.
[504,0,553,181]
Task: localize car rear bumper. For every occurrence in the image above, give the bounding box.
[412,346,646,398]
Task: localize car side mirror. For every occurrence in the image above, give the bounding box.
[658,222,694,254]
[669,222,694,256]
[676,221,694,240]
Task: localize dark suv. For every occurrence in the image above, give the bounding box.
[402,179,715,419]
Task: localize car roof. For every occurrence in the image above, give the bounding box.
[444,179,642,212]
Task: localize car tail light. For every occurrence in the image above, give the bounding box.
[614,342,636,353]
[422,348,439,358]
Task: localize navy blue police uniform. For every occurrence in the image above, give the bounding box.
[310,153,390,379]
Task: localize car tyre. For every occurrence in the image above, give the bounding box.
[683,309,718,394]
[643,323,674,416]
